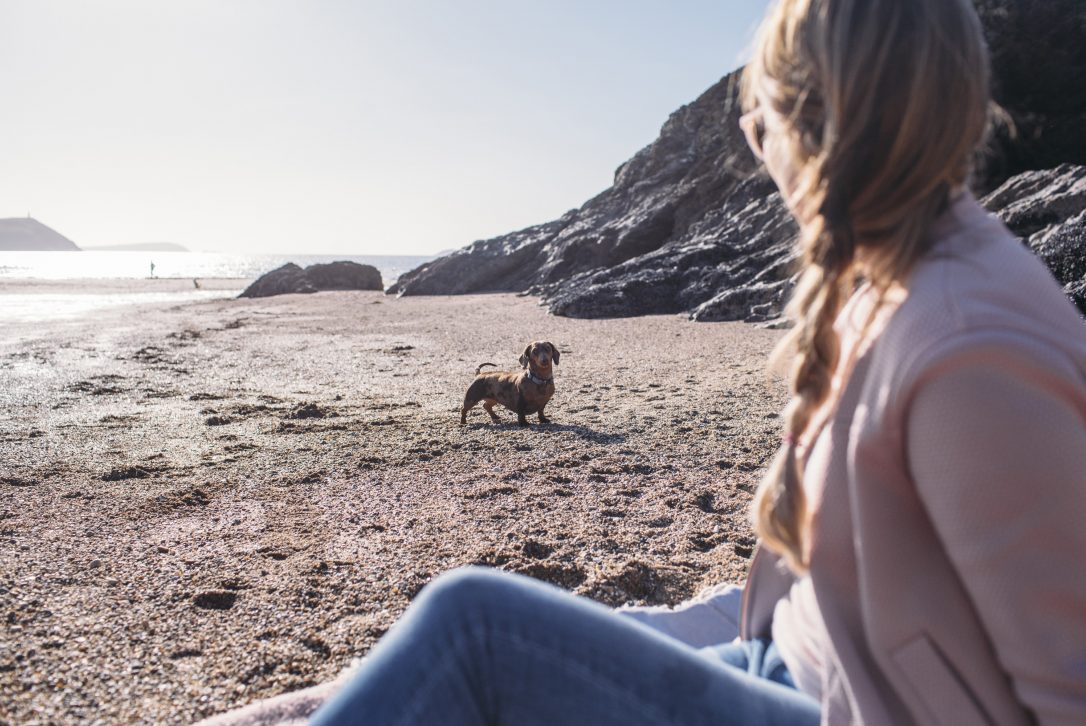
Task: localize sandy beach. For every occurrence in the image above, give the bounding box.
[1,283,786,724]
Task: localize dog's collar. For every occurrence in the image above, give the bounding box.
[525,369,553,385]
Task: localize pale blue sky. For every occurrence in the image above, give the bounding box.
[0,1,770,254]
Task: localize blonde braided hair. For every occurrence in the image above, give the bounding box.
[743,0,991,572]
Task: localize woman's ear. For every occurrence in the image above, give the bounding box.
[546,342,559,365]
[519,343,532,368]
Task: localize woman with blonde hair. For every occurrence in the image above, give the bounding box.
[313,0,1086,723]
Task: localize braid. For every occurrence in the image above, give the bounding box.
[755,204,853,573]
[743,0,991,573]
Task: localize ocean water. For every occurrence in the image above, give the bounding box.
[0,251,433,285]
[2,289,249,323]
[0,251,436,324]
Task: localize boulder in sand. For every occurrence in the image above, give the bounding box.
[239,261,382,299]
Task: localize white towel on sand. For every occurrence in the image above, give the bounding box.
[616,581,743,648]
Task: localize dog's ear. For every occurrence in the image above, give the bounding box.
[519,343,532,368]
[546,342,559,365]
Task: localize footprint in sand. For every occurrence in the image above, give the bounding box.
[101,466,154,482]
[193,591,237,610]
[68,376,125,396]
[286,402,332,420]
[166,330,201,345]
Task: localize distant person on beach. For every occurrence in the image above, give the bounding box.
[150,261,156,278]
[312,0,1086,724]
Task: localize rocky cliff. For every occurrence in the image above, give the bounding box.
[0,218,80,251]
[390,0,1086,320]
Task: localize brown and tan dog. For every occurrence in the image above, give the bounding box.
[460,341,559,426]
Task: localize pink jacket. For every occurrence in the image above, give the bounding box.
[740,193,1086,725]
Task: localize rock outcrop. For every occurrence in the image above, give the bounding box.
[303,261,383,292]
[542,175,796,322]
[239,261,383,298]
[391,0,1085,321]
[0,218,80,251]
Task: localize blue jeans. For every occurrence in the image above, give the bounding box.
[311,567,820,725]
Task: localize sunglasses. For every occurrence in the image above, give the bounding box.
[739,109,766,160]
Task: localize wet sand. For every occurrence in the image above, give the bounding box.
[0,284,786,724]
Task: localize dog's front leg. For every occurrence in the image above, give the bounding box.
[537,406,550,424]
[516,396,530,426]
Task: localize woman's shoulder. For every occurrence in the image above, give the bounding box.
[892,196,1081,343]
[867,195,1086,410]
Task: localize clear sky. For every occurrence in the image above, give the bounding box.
[0,1,770,255]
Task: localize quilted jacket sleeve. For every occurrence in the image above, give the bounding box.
[906,355,1086,725]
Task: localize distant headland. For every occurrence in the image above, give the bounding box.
[0,217,190,252]
[0,217,79,251]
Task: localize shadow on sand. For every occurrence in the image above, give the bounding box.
[465,420,627,445]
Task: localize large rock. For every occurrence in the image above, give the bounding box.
[0,218,80,251]
[302,261,383,292]
[239,261,382,298]
[391,0,1085,322]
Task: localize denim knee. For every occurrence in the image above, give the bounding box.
[413,566,513,621]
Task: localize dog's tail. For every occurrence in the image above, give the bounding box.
[475,362,498,375]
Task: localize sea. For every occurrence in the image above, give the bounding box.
[0,251,435,323]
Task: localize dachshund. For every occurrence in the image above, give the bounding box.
[460,341,559,426]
